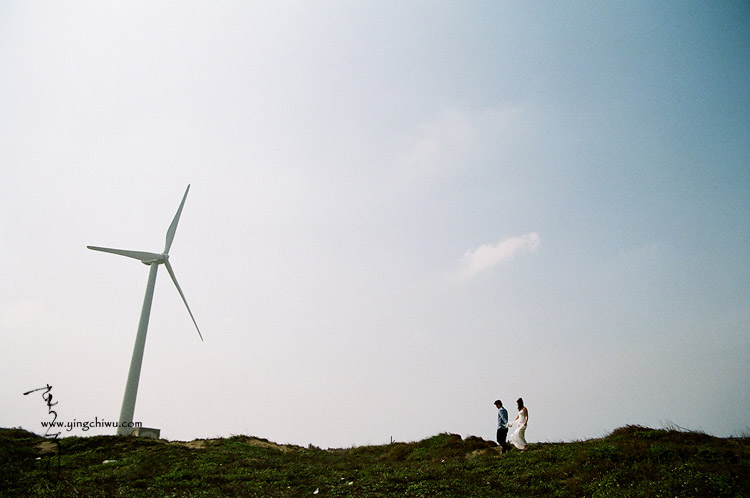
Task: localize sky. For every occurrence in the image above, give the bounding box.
[1,1,748,449]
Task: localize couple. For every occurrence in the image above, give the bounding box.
[494,398,529,451]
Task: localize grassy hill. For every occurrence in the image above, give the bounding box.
[1,425,748,497]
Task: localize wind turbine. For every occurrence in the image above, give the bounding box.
[88,185,203,436]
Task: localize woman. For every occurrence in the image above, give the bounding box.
[507,397,529,450]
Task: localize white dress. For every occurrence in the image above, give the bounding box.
[509,408,528,450]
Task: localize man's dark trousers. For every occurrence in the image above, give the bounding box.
[497,427,509,451]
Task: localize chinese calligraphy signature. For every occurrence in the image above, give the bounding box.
[23,384,62,479]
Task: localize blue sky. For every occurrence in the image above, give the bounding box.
[1,1,748,447]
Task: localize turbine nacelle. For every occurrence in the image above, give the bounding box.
[140,253,168,265]
[143,254,169,266]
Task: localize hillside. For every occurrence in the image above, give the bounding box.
[1,426,748,497]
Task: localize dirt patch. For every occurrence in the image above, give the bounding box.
[169,439,212,449]
[169,436,298,452]
[35,441,59,454]
[467,447,504,459]
[242,437,300,453]
[179,440,207,449]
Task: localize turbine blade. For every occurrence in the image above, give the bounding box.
[164,185,190,254]
[164,260,203,341]
[88,246,163,263]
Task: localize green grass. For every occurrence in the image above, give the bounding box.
[1,425,748,497]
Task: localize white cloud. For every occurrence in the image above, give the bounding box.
[459,232,540,278]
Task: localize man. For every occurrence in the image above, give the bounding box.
[494,399,510,452]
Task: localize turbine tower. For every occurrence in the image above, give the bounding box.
[88,185,203,436]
